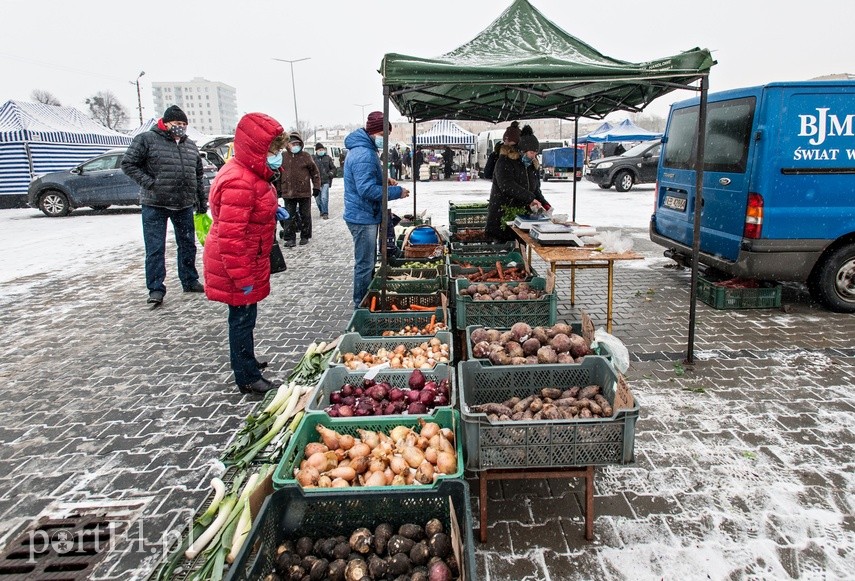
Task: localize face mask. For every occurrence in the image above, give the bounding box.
[266,152,283,170]
[167,125,186,138]
[290,145,302,154]
[521,154,533,166]
[374,136,385,150]
[316,150,326,157]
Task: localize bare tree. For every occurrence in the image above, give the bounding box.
[85,90,129,130]
[31,89,61,106]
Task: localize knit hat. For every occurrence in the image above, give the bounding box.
[365,111,388,135]
[518,125,540,153]
[502,121,521,144]
[315,142,325,150]
[162,105,188,124]
[288,131,303,145]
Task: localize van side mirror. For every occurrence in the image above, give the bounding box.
[71,166,83,175]
[643,153,652,159]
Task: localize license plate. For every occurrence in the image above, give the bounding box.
[664,195,687,211]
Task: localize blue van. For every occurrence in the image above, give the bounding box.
[650,81,855,312]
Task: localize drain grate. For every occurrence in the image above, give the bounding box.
[0,514,125,580]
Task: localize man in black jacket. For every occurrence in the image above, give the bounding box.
[121,105,206,305]
[311,143,336,219]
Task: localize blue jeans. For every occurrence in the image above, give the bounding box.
[314,183,330,216]
[346,222,378,308]
[141,205,199,294]
[228,303,261,386]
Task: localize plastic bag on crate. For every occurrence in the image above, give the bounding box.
[593,327,630,373]
[599,230,634,253]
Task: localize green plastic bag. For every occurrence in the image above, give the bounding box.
[194,212,212,246]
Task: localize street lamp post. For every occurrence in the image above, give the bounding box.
[354,103,371,124]
[272,57,310,129]
[134,71,145,125]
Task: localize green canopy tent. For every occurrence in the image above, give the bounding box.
[376,0,715,360]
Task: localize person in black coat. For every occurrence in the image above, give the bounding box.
[485,125,551,242]
[122,105,206,305]
[483,121,521,180]
[442,146,454,179]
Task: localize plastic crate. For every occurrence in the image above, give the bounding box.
[455,277,557,328]
[305,364,455,416]
[360,290,446,312]
[450,240,517,256]
[449,250,526,268]
[457,358,638,470]
[696,276,783,309]
[225,479,476,581]
[464,324,612,364]
[346,308,448,337]
[381,265,447,280]
[368,276,445,294]
[449,201,489,233]
[387,257,447,269]
[329,332,454,367]
[272,408,464,490]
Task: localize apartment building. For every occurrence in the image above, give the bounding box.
[151,77,238,135]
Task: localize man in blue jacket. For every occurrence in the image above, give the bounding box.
[343,111,410,308]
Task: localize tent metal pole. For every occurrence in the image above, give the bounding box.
[412,120,417,217]
[380,86,391,305]
[686,75,709,364]
[572,118,579,222]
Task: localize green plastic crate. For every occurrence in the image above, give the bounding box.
[346,308,448,337]
[360,290,446,311]
[696,276,783,309]
[450,240,517,256]
[272,408,464,490]
[448,201,489,233]
[455,277,557,328]
[381,265,447,280]
[386,256,447,269]
[449,250,526,268]
[464,323,612,364]
[368,276,445,294]
[457,358,638,470]
[329,332,454,368]
[305,364,454,416]
[225,480,476,581]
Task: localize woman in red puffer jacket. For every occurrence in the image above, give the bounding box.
[203,113,287,395]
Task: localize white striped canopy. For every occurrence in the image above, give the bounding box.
[415,119,475,147]
[0,100,132,201]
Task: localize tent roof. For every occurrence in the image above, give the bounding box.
[381,0,714,123]
[415,119,476,146]
[0,100,131,144]
[581,118,663,142]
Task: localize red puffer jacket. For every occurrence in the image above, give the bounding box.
[203,113,283,306]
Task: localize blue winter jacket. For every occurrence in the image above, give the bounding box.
[343,128,403,224]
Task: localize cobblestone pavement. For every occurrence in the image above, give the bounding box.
[0,180,852,580]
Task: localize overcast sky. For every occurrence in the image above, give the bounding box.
[3,0,853,131]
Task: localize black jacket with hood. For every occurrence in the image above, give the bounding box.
[121,124,205,210]
[486,144,550,241]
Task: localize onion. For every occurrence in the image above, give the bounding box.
[440,428,455,444]
[423,381,438,391]
[402,446,425,468]
[424,446,438,464]
[419,389,436,405]
[304,442,329,457]
[351,455,371,475]
[295,467,320,487]
[340,385,353,397]
[407,402,427,415]
[391,474,407,486]
[348,442,371,460]
[338,405,353,417]
[356,429,380,449]
[405,389,421,404]
[384,467,395,484]
[416,436,430,450]
[338,434,355,450]
[415,460,435,484]
[316,425,340,449]
[436,451,457,474]
[317,475,332,488]
[418,421,441,440]
[388,388,405,402]
[329,392,342,404]
[389,455,409,475]
[369,458,386,473]
[324,466,356,482]
[306,451,335,471]
[354,387,364,397]
[364,470,387,487]
[438,435,455,454]
[331,478,350,488]
[408,369,426,390]
[433,394,449,406]
[390,426,412,443]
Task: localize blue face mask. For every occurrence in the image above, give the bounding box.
[290,145,302,154]
[374,136,385,150]
[521,155,533,166]
[266,152,283,170]
[316,150,326,157]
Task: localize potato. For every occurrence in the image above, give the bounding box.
[530,326,550,345]
[510,322,532,341]
[540,387,562,400]
[500,331,516,344]
[579,384,601,400]
[472,341,493,359]
[522,338,541,356]
[505,341,524,358]
[568,334,590,357]
[549,323,573,338]
[528,398,543,413]
[470,328,490,345]
[549,333,572,354]
[537,346,558,364]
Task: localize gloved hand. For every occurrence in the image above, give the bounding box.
[195,202,208,214]
[312,188,321,197]
[275,207,289,221]
[242,285,253,295]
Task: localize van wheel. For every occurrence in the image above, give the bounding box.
[810,242,855,313]
[614,171,634,192]
[598,183,611,190]
[39,190,70,217]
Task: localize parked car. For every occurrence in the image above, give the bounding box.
[586,140,661,192]
[28,148,217,217]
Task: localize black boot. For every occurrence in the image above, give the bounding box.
[238,376,281,395]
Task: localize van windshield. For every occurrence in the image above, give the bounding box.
[663,96,756,173]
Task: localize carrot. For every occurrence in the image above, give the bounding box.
[390,304,400,311]
[370,296,377,312]
[428,314,436,333]
[408,304,434,311]
[496,261,504,280]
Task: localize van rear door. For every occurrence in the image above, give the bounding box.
[654,92,758,261]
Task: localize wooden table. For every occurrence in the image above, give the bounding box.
[511,226,643,332]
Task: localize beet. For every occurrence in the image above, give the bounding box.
[388,387,405,402]
[409,369,426,390]
[407,402,428,415]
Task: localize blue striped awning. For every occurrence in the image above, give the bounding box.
[415,119,476,146]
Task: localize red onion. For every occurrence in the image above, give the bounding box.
[383,402,397,415]
[419,389,437,405]
[337,405,353,417]
[388,388,405,402]
[407,402,428,415]
[408,369,426,390]
[341,396,356,407]
[362,378,376,388]
[353,387,364,397]
[433,394,449,406]
[405,389,421,404]
[329,392,342,404]
[340,385,353,397]
[424,380,438,391]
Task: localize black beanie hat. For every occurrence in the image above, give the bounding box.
[163,105,188,124]
[518,125,540,153]
[315,143,325,150]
